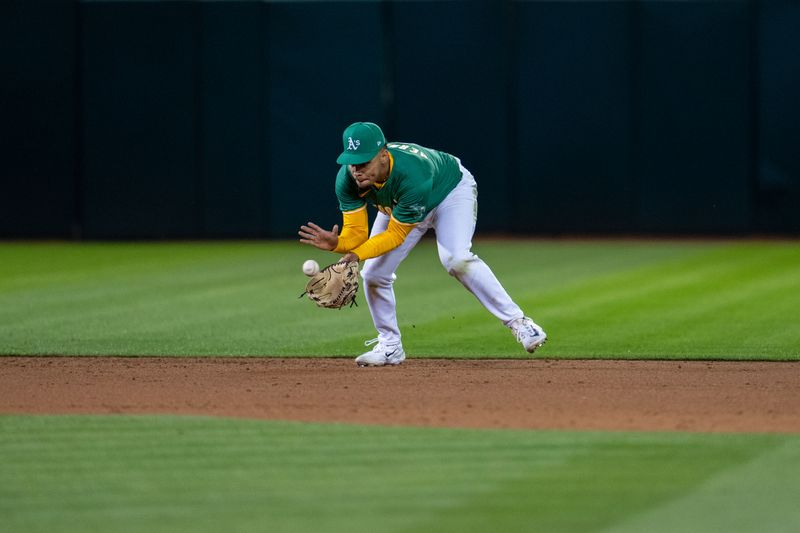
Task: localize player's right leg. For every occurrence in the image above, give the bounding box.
[357,212,429,366]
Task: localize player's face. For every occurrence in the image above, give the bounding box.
[350,149,389,189]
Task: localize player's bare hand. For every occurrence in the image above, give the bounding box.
[299,222,339,251]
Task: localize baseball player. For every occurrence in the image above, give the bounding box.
[299,122,546,366]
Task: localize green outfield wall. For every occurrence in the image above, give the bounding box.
[2,0,799,238]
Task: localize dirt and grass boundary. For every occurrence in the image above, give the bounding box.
[2,357,799,433]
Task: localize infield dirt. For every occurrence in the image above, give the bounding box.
[1,357,799,433]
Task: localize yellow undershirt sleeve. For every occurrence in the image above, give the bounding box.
[351,216,416,261]
[333,206,369,253]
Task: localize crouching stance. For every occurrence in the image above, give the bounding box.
[299,122,546,366]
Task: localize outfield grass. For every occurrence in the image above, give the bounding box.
[1,240,798,359]
[1,415,799,533]
[2,240,799,532]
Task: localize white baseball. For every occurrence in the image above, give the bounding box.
[302,259,320,276]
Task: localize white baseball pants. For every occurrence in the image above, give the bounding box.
[360,162,525,346]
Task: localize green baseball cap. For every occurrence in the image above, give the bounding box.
[336,122,386,165]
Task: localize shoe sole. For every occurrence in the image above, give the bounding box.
[526,338,547,354]
[356,360,404,367]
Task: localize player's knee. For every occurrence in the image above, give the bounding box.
[361,267,394,287]
[441,253,476,277]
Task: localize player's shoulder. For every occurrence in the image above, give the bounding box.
[388,142,456,165]
[387,142,431,158]
[387,142,436,172]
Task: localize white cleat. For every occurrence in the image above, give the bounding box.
[355,338,406,367]
[509,317,547,353]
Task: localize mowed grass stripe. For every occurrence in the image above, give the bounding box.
[1,415,798,533]
[0,241,797,358]
[605,438,800,532]
[0,242,374,356]
[406,242,800,358]
[530,243,800,358]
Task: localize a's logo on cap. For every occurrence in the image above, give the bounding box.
[347,137,361,151]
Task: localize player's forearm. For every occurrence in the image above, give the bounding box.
[333,207,369,253]
[351,218,415,261]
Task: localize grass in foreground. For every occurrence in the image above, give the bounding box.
[1,415,799,533]
[0,240,798,358]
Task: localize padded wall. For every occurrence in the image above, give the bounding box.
[514,1,634,233]
[81,2,201,238]
[0,1,77,237]
[635,0,752,233]
[1,1,797,238]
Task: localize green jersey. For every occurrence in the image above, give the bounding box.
[335,142,463,224]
